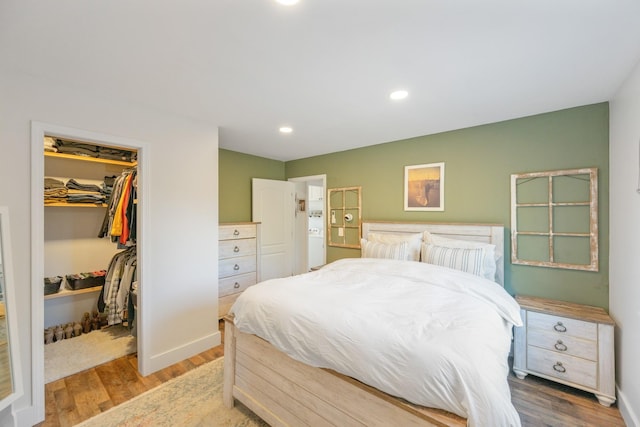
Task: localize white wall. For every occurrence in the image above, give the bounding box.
[610,58,640,427]
[0,70,220,425]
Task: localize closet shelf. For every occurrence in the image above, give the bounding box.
[45,202,107,208]
[45,151,137,168]
[44,286,102,300]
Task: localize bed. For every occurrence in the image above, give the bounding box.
[223,221,522,427]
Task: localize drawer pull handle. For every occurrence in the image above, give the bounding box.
[553,322,567,333]
[234,246,240,253]
[234,282,240,289]
[234,264,240,270]
[554,340,568,351]
[233,229,240,236]
[553,362,566,373]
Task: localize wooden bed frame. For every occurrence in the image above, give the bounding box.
[223,221,505,426]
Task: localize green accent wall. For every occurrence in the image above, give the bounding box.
[218,149,285,222]
[285,103,610,308]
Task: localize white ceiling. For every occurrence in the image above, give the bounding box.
[2,0,640,161]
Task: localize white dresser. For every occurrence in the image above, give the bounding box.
[218,222,260,318]
[513,295,616,406]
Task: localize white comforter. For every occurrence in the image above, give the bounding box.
[231,258,523,427]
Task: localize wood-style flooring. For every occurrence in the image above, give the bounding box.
[39,321,626,427]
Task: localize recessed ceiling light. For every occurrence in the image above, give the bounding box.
[390,90,409,100]
[276,0,299,5]
[279,126,293,134]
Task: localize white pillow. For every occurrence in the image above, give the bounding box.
[366,232,422,261]
[423,231,497,281]
[421,243,485,278]
[361,239,409,260]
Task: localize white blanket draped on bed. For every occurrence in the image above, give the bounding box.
[231,258,523,427]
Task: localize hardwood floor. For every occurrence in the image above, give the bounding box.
[39,321,626,427]
[37,324,224,427]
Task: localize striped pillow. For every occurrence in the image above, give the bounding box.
[361,239,409,260]
[421,243,485,277]
[367,232,423,261]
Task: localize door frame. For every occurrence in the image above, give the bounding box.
[30,122,149,423]
[288,174,327,272]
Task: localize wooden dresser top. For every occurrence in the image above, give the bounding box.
[516,295,615,325]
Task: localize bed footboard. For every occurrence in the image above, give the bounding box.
[223,316,465,427]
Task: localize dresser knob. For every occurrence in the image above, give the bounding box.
[234,246,240,253]
[553,362,566,373]
[554,340,568,351]
[233,229,240,236]
[234,264,240,270]
[234,282,240,289]
[553,322,567,332]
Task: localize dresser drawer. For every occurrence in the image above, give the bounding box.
[219,224,257,241]
[219,238,257,260]
[527,328,597,361]
[219,272,257,298]
[219,256,256,279]
[528,311,597,341]
[527,346,597,389]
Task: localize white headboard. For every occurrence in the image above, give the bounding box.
[362,221,505,286]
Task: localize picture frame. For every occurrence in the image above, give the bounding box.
[404,162,445,211]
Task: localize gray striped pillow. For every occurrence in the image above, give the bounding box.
[421,243,484,277]
[361,239,409,260]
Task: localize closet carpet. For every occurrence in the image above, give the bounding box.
[45,324,135,384]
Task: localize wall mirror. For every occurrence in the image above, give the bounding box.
[327,186,362,248]
[0,206,23,411]
[510,168,598,271]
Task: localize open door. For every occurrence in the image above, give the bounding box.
[252,178,295,281]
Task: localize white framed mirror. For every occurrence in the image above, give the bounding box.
[0,206,23,411]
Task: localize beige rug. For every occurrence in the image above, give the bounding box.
[45,324,136,383]
[76,357,268,427]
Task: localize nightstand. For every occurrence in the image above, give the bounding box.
[513,295,616,407]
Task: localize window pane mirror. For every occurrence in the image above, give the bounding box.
[0,206,23,411]
[327,186,362,248]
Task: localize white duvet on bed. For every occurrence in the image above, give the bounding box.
[231,258,523,427]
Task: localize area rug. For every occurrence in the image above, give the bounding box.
[45,324,136,383]
[76,357,268,427]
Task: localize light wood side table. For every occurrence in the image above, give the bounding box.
[513,295,616,407]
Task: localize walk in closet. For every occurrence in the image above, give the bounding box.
[43,137,139,382]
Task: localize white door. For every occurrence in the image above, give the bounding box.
[252,178,295,281]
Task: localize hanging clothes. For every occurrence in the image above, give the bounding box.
[99,246,137,326]
[98,168,137,246]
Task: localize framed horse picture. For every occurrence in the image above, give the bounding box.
[404,162,445,211]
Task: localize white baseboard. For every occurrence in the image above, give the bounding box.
[618,386,639,427]
[13,404,38,427]
[141,330,221,376]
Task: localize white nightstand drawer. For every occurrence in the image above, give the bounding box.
[219,272,257,298]
[528,311,597,341]
[219,256,257,279]
[219,238,257,259]
[527,329,597,361]
[219,224,257,241]
[527,346,597,389]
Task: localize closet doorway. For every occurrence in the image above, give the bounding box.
[31,122,148,422]
[288,174,327,273]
